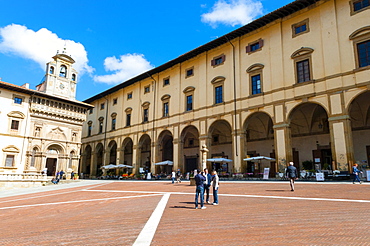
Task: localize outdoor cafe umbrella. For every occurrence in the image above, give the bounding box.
[207,158,233,173]
[206,158,233,162]
[243,156,276,174]
[100,164,118,169]
[154,160,174,166]
[117,164,134,168]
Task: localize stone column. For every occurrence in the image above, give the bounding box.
[132,144,139,174]
[116,147,123,165]
[173,138,179,171]
[200,144,209,170]
[329,115,354,171]
[90,151,97,178]
[150,142,157,174]
[199,136,209,170]
[232,130,244,173]
[273,123,293,173]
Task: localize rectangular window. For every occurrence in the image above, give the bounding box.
[213,135,219,143]
[189,139,194,147]
[89,108,93,114]
[143,109,149,123]
[88,125,92,136]
[250,43,260,52]
[251,74,262,95]
[215,86,223,104]
[296,59,311,83]
[111,118,116,130]
[295,24,307,35]
[186,68,194,77]
[357,40,370,67]
[127,92,133,100]
[163,78,170,86]
[186,95,193,111]
[215,57,223,65]
[126,114,131,127]
[113,98,118,105]
[246,39,264,53]
[211,55,226,66]
[100,103,105,110]
[354,0,370,11]
[5,155,14,167]
[292,19,309,37]
[144,86,150,93]
[11,120,19,130]
[163,102,169,117]
[14,97,23,104]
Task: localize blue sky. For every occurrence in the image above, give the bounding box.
[0,0,292,101]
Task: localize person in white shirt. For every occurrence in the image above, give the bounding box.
[211,170,219,205]
[171,170,176,184]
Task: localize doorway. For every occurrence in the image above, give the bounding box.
[185,157,197,173]
[46,158,57,176]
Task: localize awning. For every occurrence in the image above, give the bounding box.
[243,156,276,162]
[154,160,174,166]
[206,158,233,163]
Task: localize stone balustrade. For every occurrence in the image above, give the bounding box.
[0,173,47,181]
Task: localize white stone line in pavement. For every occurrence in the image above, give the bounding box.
[221,194,370,203]
[133,193,170,246]
[82,189,168,194]
[83,189,370,203]
[0,193,162,211]
[0,180,112,199]
[0,182,110,205]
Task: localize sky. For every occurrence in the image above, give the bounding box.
[0,0,292,101]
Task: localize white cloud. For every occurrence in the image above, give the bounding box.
[93,54,154,85]
[0,24,93,75]
[201,0,263,28]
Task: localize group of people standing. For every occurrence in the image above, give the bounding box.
[194,168,219,209]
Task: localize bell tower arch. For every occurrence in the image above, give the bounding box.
[36,49,78,100]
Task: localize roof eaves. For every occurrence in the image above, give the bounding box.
[84,0,320,103]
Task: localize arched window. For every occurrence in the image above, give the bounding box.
[49,66,54,74]
[69,151,75,169]
[30,148,37,167]
[72,74,76,81]
[59,65,67,77]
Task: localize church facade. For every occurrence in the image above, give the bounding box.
[0,52,91,186]
[80,0,370,178]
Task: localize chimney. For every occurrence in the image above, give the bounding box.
[21,83,30,89]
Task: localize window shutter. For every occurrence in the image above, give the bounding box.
[259,39,264,48]
[246,45,251,53]
[211,59,215,66]
[221,55,226,62]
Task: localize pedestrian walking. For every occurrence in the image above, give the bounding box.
[59,170,65,180]
[203,168,212,204]
[71,171,75,180]
[286,162,298,191]
[211,170,219,205]
[194,170,206,209]
[352,163,363,184]
[171,170,176,184]
[176,169,182,183]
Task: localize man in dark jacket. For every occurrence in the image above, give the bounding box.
[286,162,298,191]
[194,170,206,209]
[204,168,212,204]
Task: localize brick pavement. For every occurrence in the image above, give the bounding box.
[0,180,369,245]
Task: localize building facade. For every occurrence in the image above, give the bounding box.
[81,0,370,178]
[0,52,91,185]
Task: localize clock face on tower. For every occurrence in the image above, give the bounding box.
[59,83,65,90]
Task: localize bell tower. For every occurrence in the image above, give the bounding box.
[36,49,78,100]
